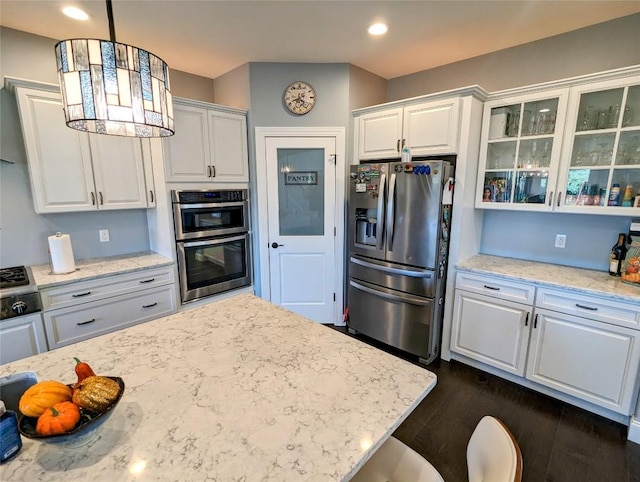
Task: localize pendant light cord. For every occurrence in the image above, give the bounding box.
[106,0,116,42]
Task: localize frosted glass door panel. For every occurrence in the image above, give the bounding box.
[277,148,325,236]
[576,88,624,131]
[522,98,559,136]
[616,130,640,165]
[571,133,616,167]
[518,138,553,169]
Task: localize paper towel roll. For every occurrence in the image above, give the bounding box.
[48,232,76,274]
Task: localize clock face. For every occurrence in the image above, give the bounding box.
[283,81,316,115]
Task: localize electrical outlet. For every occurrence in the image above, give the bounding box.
[99,229,110,243]
[555,234,566,248]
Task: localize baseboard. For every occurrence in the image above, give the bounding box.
[629,417,640,445]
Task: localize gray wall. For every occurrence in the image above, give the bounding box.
[388,13,640,100]
[387,14,639,271]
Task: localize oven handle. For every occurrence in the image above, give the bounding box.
[174,201,247,210]
[181,234,248,248]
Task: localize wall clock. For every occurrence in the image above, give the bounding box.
[283,81,316,115]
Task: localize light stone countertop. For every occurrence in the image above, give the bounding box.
[457,254,640,304]
[31,251,174,289]
[0,293,436,481]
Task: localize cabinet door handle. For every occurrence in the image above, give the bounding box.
[548,191,554,206]
[483,285,500,291]
[139,278,155,284]
[396,139,400,153]
[576,303,598,311]
[72,291,92,298]
[91,192,96,205]
[142,302,158,309]
[149,190,154,203]
[207,166,211,177]
[99,192,104,205]
[524,312,529,326]
[557,192,562,207]
[534,314,539,329]
[77,318,96,326]
[211,165,216,177]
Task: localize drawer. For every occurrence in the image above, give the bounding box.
[535,288,640,330]
[455,271,535,304]
[41,266,175,311]
[44,284,177,349]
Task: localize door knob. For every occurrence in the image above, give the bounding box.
[271,242,284,248]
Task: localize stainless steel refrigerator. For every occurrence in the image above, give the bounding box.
[347,160,453,364]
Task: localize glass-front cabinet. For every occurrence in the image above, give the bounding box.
[476,89,568,210]
[558,77,640,213]
[477,71,640,215]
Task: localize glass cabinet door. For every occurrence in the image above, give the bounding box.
[479,93,565,209]
[562,82,640,210]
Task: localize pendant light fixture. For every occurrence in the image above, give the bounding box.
[54,0,174,137]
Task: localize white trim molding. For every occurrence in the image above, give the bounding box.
[630,417,640,444]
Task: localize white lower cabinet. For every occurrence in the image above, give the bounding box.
[0,313,48,365]
[452,290,531,376]
[451,271,640,416]
[526,308,640,414]
[42,266,177,350]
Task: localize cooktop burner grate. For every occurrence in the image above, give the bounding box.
[0,266,29,289]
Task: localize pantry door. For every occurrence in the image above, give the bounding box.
[257,129,345,324]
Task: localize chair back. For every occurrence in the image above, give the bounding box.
[467,416,522,482]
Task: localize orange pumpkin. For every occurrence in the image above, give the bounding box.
[19,381,73,417]
[35,401,81,436]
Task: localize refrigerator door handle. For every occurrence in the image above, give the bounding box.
[350,256,432,278]
[376,173,386,250]
[386,172,397,251]
[349,280,431,307]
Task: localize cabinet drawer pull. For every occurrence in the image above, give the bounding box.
[548,191,554,207]
[207,166,212,178]
[557,192,562,207]
[211,165,216,177]
[534,314,539,329]
[396,139,400,153]
[576,303,598,311]
[77,318,96,326]
[72,291,92,298]
[99,192,104,205]
[139,278,155,284]
[525,312,529,326]
[142,302,158,309]
[483,285,500,291]
[150,190,154,203]
[91,192,95,205]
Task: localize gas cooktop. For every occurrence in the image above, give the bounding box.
[0,266,41,320]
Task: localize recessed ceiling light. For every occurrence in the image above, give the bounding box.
[62,6,90,21]
[368,23,388,36]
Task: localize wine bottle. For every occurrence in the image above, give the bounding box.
[609,232,628,276]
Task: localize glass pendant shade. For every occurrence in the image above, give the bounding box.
[54,38,174,137]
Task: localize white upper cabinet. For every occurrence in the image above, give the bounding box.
[355,97,461,160]
[557,75,640,214]
[164,99,249,183]
[476,89,569,211]
[12,83,155,213]
[476,67,640,216]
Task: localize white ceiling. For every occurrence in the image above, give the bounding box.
[1,1,639,80]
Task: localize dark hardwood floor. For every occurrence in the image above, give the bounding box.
[328,326,640,482]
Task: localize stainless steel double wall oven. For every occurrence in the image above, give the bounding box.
[172,190,251,303]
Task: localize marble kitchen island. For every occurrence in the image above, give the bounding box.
[0,294,436,481]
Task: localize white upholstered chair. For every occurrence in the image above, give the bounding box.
[350,416,522,482]
[467,416,523,482]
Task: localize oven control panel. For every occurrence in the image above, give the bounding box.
[172,190,247,204]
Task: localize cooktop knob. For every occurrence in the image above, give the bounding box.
[11,300,27,314]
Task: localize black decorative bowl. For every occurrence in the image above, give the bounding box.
[18,376,125,447]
